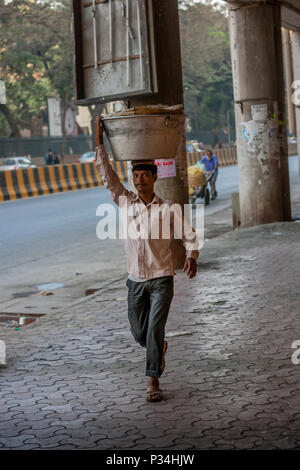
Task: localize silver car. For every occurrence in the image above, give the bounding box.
[77,150,113,163]
[77,151,96,163]
[0,157,37,171]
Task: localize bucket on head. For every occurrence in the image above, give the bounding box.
[102,114,186,161]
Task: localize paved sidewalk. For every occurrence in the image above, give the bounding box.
[1,216,300,449]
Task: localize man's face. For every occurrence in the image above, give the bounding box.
[206,151,212,159]
[133,169,157,194]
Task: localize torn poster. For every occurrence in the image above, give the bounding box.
[154,159,176,178]
[251,104,268,121]
[240,119,280,171]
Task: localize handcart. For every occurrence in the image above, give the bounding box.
[188,166,212,205]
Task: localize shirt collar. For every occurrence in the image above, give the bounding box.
[133,193,162,207]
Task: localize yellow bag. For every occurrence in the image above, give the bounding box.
[188,165,206,187]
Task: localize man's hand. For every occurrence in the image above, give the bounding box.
[183,257,197,279]
[95,115,104,146]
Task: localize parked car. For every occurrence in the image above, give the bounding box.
[77,151,96,163]
[0,157,37,171]
[186,141,204,153]
[77,150,113,163]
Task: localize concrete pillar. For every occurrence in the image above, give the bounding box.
[128,0,188,208]
[228,2,291,227]
[291,30,300,183]
[282,29,295,136]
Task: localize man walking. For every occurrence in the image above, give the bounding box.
[95,116,199,402]
[199,150,218,199]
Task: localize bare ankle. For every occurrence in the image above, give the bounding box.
[147,377,159,386]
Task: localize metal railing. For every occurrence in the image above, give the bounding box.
[0,135,93,159]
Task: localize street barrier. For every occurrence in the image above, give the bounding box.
[0,161,127,202]
[0,149,236,202]
[186,147,237,167]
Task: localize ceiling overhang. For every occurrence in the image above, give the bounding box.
[226,1,300,30]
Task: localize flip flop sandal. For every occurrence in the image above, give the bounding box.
[146,390,163,402]
[160,340,168,374]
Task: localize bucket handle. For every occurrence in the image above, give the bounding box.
[164,115,179,128]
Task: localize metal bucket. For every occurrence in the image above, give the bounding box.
[102,114,186,161]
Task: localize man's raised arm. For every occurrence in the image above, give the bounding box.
[95,116,129,206]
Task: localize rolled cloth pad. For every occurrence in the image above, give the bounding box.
[104,104,184,117]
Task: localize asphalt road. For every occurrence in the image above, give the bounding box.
[0,163,240,272]
[0,157,298,311]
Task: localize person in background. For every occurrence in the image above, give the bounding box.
[53,153,60,165]
[199,150,218,200]
[44,148,53,165]
[25,152,31,162]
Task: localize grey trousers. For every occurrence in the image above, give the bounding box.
[209,173,218,197]
[126,276,174,377]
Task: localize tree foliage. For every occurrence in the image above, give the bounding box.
[0,0,233,141]
[0,0,73,137]
[179,1,234,137]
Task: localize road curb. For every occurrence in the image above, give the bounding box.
[67,276,127,308]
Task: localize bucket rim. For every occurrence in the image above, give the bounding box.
[102,114,187,121]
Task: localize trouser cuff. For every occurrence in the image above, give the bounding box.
[146,369,162,378]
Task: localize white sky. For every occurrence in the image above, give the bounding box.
[180,0,228,13]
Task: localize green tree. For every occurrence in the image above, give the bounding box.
[0,0,233,147]
[0,0,73,154]
[179,1,234,143]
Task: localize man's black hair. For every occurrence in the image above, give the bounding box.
[132,163,157,176]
